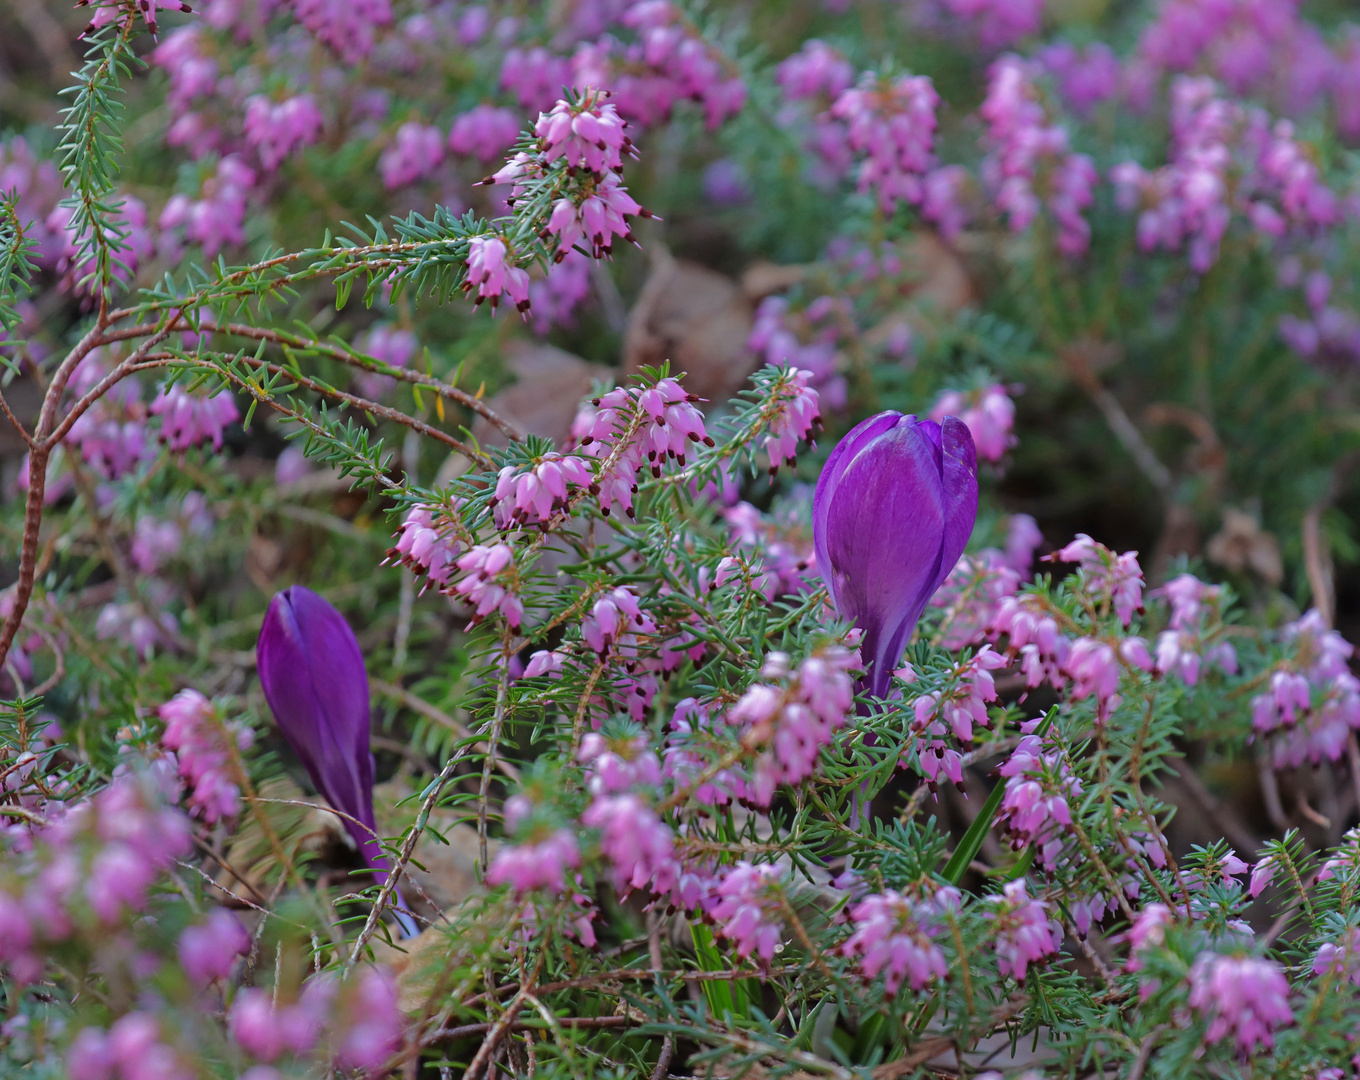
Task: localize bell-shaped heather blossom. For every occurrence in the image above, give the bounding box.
[178,908,250,987]
[257,587,391,879]
[463,235,530,315]
[449,105,522,163]
[379,121,444,189]
[1063,638,1123,720]
[1053,534,1144,626]
[813,411,978,698]
[158,689,248,823]
[843,888,955,994]
[776,40,854,102]
[231,981,330,1062]
[545,171,648,261]
[581,586,657,657]
[491,454,594,529]
[535,90,632,175]
[159,155,256,258]
[731,647,858,805]
[292,0,391,64]
[1188,953,1293,1056]
[450,544,524,629]
[579,731,662,795]
[486,829,580,895]
[709,862,785,964]
[332,967,403,1073]
[909,646,1007,785]
[500,47,573,113]
[1037,42,1121,116]
[389,502,462,588]
[985,880,1060,981]
[1251,611,1360,768]
[830,72,940,214]
[582,793,677,897]
[243,94,324,171]
[928,384,1016,463]
[997,734,1083,868]
[66,1013,189,1080]
[149,384,239,453]
[1313,928,1360,987]
[762,369,822,473]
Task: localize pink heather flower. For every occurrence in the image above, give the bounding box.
[149,385,239,453]
[158,689,246,823]
[1157,573,1221,630]
[78,0,192,40]
[582,793,677,897]
[501,47,572,113]
[731,648,858,805]
[986,880,1060,981]
[921,165,974,240]
[354,323,418,400]
[746,296,847,408]
[909,646,1007,786]
[230,982,330,1062]
[579,732,662,795]
[776,40,854,102]
[929,384,1015,463]
[941,0,1043,49]
[529,248,593,334]
[1253,612,1360,768]
[153,26,218,109]
[980,56,1095,256]
[389,503,461,588]
[333,967,402,1073]
[379,122,444,189]
[448,105,521,163]
[486,829,580,895]
[581,586,658,657]
[843,888,955,994]
[159,155,256,258]
[1063,638,1122,720]
[291,0,391,64]
[450,543,524,629]
[1313,928,1360,987]
[546,171,647,261]
[830,72,939,215]
[1037,42,1120,116]
[1125,902,1172,965]
[997,734,1083,868]
[178,908,250,986]
[931,552,1021,650]
[571,378,712,517]
[1188,953,1293,1056]
[243,94,324,171]
[535,90,633,175]
[1248,855,1278,898]
[1004,513,1044,572]
[993,594,1071,691]
[1054,534,1144,626]
[523,649,566,679]
[709,862,785,964]
[611,1,748,130]
[464,236,530,315]
[762,369,822,473]
[491,454,595,529]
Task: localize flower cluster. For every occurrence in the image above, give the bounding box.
[980,56,1097,256]
[450,544,524,629]
[492,454,595,529]
[728,647,858,806]
[842,886,957,994]
[570,377,712,518]
[985,880,1061,981]
[997,732,1083,867]
[929,384,1016,464]
[829,72,940,214]
[908,646,1007,786]
[1188,953,1294,1056]
[158,690,249,824]
[708,862,785,964]
[1251,611,1360,767]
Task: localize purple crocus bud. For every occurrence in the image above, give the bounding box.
[813,411,978,698]
[256,588,419,937]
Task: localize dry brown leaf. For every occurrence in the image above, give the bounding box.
[1207,508,1284,585]
[624,250,758,404]
[471,341,611,449]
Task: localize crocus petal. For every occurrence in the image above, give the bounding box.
[257,586,381,870]
[814,411,978,698]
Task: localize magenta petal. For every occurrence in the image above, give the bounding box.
[257,586,383,872]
